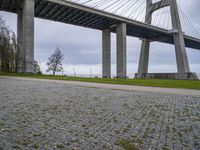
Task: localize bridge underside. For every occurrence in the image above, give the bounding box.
[0,0,200,50]
[0,0,199,79]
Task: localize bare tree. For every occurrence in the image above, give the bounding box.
[46,46,64,76]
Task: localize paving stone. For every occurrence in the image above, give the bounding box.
[0,77,200,149]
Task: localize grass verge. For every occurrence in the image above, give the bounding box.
[0,73,200,90]
[118,139,139,150]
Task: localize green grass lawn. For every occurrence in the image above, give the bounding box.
[1,73,200,90]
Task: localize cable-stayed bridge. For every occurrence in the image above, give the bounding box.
[0,0,199,79]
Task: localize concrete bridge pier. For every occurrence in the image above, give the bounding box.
[137,0,152,79]
[17,0,34,73]
[137,39,150,78]
[102,23,127,79]
[102,29,111,78]
[116,23,127,78]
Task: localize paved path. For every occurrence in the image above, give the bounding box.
[0,77,200,150]
[3,76,200,96]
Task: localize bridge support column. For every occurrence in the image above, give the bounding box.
[137,40,150,78]
[170,0,190,79]
[116,23,127,78]
[102,29,111,78]
[136,0,152,79]
[17,0,34,73]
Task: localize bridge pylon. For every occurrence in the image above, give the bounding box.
[135,0,198,80]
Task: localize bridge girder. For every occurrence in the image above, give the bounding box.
[0,0,199,49]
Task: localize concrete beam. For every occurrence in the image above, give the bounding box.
[150,0,170,13]
[116,23,127,78]
[170,0,190,79]
[102,29,111,78]
[17,0,34,73]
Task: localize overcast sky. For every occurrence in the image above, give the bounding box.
[0,0,200,77]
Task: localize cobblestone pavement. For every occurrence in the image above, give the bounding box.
[0,77,200,150]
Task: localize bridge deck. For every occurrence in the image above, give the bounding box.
[0,0,200,50]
